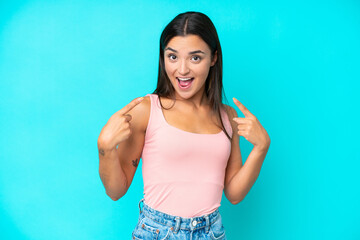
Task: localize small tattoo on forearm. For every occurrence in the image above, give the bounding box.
[99,148,105,156]
[132,158,139,167]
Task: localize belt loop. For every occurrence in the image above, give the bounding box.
[205,215,210,234]
[174,217,181,234]
[138,198,144,214]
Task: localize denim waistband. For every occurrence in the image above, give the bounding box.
[138,198,220,233]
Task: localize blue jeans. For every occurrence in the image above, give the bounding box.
[132,198,227,240]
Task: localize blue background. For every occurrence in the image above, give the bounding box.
[1,0,359,239]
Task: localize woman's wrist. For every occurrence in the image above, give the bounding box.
[97,138,117,153]
[253,141,270,153]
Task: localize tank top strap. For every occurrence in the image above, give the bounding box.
[144,93,163,140]
[146,93,161,111]
[220,106,233,137]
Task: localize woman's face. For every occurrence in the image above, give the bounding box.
[164,34,217,101]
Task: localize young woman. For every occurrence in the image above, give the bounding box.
[97,11,270,240]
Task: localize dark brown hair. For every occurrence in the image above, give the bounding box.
[153,11,231,140]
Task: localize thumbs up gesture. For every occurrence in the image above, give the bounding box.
[232,98,270,151]
[98,97,144,150]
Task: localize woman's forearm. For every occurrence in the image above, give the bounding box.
[98,140,128,201]
[226,145,269,204]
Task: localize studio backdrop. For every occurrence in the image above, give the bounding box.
[0,0,359,239]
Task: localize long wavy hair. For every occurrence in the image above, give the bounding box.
[153,11,231,140]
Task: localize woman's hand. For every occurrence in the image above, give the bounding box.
[232,97,270,151]
[98,97,144,150]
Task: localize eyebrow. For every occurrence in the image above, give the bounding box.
[165,47,206,55]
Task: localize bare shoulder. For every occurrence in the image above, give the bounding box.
[126,96,151,133]
[222,104,238,133]
[223,104,238,119]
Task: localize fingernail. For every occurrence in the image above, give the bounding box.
[138,97,144,101]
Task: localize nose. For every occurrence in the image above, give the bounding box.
[178,59,190,75]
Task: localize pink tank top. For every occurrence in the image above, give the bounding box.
[140,93,233,218]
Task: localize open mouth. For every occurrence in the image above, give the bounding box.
[177,77,194,89]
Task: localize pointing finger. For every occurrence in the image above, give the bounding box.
[118,97,144,115]
[233,97,252,118]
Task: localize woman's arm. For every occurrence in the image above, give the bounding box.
[224,100,270,204]
[224,143,269,204]
[97,143,128,201]
[98,97,150,201]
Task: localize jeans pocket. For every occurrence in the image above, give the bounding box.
[132,216,171,240]
[209,216,226,240]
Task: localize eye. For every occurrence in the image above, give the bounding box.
[191,55,201,62]
[168,54,177,61]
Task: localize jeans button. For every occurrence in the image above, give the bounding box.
[192,220,197,227]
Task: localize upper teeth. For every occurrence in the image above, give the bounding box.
[178,77,192,81]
